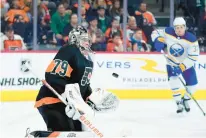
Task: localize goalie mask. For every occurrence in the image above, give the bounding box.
[68,26,93,56]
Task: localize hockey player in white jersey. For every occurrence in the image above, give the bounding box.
[151,17,200,113]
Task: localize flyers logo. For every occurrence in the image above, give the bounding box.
[81,67,92,86]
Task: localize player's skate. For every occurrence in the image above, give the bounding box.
[176,101,184,113]
[182,97,191,112]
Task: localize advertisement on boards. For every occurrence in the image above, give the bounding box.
[1,52,205,101]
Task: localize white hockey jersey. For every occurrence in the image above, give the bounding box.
[151,27,199,70]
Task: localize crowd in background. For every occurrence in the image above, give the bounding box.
[1,0,206,52]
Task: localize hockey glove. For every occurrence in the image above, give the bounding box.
[87,88,119,113]
[65,104,81,120]
[154,37,165,52]
[62,83,94,120]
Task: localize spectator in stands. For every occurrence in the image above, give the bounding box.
[106,32,123,52]
[0,25,27,51]
[40,0,57,16]
[105,0,113,8]
[37,3,54,45]
[135,2,157,26]
[18,0,32,13]
[1,18,6,34]
[130,29,150,52]
[62,13,78,43]
[49,0,61,6]
[1,0,10,33]
[135,2,156,44]
[38,1,51,23]
[1,0,10,18]
[72,0,92,15]
[59,0,72,15]
[92,0,108,16]
[128,0,143,16]
[97,6,111,33]
[92,0,107,9]
[51,3,70,46]
[109,0,122,20]
[88,16,105,51]
[105,18,122,42]
[180,0,205,29]
[19,0,32,21]
[5,0,30,24]
[127,16,138,32]
[126,16,147,42]
[69,0,77,6]
[81,6,89,28]
[13,14,26,38]
[38,19,53,45]
[61,0,70,10]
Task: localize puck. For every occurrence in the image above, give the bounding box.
[112,73,119,78]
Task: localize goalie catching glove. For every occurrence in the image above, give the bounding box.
[87,88,119,113]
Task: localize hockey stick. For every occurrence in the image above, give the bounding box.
[178,77,206,116]
[23,62,104,137]
[161,50,206,116]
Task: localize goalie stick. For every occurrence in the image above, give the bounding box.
[161,50,206,116]
[22,62,104,138]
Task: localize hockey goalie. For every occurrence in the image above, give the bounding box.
[25,26,119,137]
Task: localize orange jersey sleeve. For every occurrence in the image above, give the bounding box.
[106,42,115,52]
[143,12,155,24]
[105,28,111,39]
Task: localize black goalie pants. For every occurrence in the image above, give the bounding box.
[37,103,82,131]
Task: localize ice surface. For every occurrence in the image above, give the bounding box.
[1,100,206,138]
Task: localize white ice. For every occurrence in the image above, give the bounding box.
[1,100,206,138]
